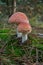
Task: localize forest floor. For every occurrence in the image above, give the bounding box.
[0,15,43,65]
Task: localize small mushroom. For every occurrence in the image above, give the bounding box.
[18,23,32,43]
[8,12,29,38]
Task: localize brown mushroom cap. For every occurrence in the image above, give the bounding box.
[8,12,29,24]
[18,23,32,34]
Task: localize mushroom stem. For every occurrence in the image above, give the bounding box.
[16,28,22,38]
[22,34,28,43]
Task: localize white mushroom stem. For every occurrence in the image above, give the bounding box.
[16,28,22,38]
[22,34,28,43]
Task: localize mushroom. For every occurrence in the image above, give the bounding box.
[18,23,32,43]
[8,12,29,38]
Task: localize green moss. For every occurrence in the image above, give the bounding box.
[0,33,9,41]
[0,29,10,33]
